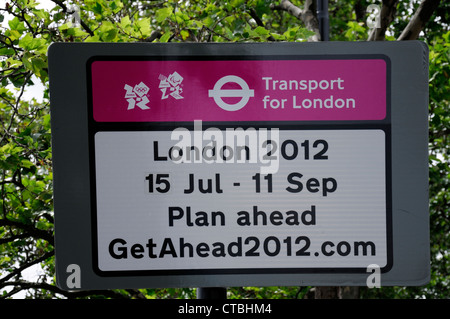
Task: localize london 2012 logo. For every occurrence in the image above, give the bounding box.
[208,75,254,111]
[159,72,184,100]
[124,72,184,111]
[124,82,150,110]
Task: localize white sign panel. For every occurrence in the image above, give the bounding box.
[93,128,389,273]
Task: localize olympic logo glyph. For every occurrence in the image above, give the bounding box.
[124,81,150,110]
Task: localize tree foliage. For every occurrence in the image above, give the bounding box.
[0,0,448,299]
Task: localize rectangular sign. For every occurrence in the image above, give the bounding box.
[94,128,390,274]
[49,42,429,290]
[89,55,391,276]
[90,57,387,122]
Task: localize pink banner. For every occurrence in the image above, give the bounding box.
[90,58,387,122]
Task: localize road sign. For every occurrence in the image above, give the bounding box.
[49,41,429,290]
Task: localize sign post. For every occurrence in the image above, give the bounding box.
[49,41,429,291]
[197,287,227,299]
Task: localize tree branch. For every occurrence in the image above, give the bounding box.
[143,30,162,42]
[398,0,442,40]
[249,8,276,41]
[271,0,320,41]
[0,280,130,299]
[354,0,366,21]
[125,289,148,299]
[50,0,94,36]
[0,232,29,245]
[367,0,399,41]
[0,251,54,284]
[0,218,54,245]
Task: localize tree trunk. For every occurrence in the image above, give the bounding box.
[367,0,399,41]
[314,287,339,299]
[314,286,360,299]
[338,286,360,299]
[271,0,321,41]
[398,0,441,40]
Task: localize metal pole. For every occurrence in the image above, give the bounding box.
[317,0,329,41]
[197,287,227,299]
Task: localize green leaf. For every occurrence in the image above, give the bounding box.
[252,0,271,16]
[6,29,21,41]
[159,32,172,43]
[187,19,204,30]
[0,47,15,56]
[58,22,71,31]
[5,57,22,68]
[99,21,118,41]
[180,30,190,41]
[109,0,123,14]
[120,16,131,29]
[21,159,34,168]
[135,18,152,38]
[85,35,101,42]
[271,33,286,41]
[231,0,245,7]
[224,27,234,39]
[156,7,173,23]
[32,8,50,21]
[72,28,89,38]
[93,2,103,15]
[254,26,269,36]
[203,16,215,29]
[30,56,47,80]
[19,33,46,51]
[8,17,27,34]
